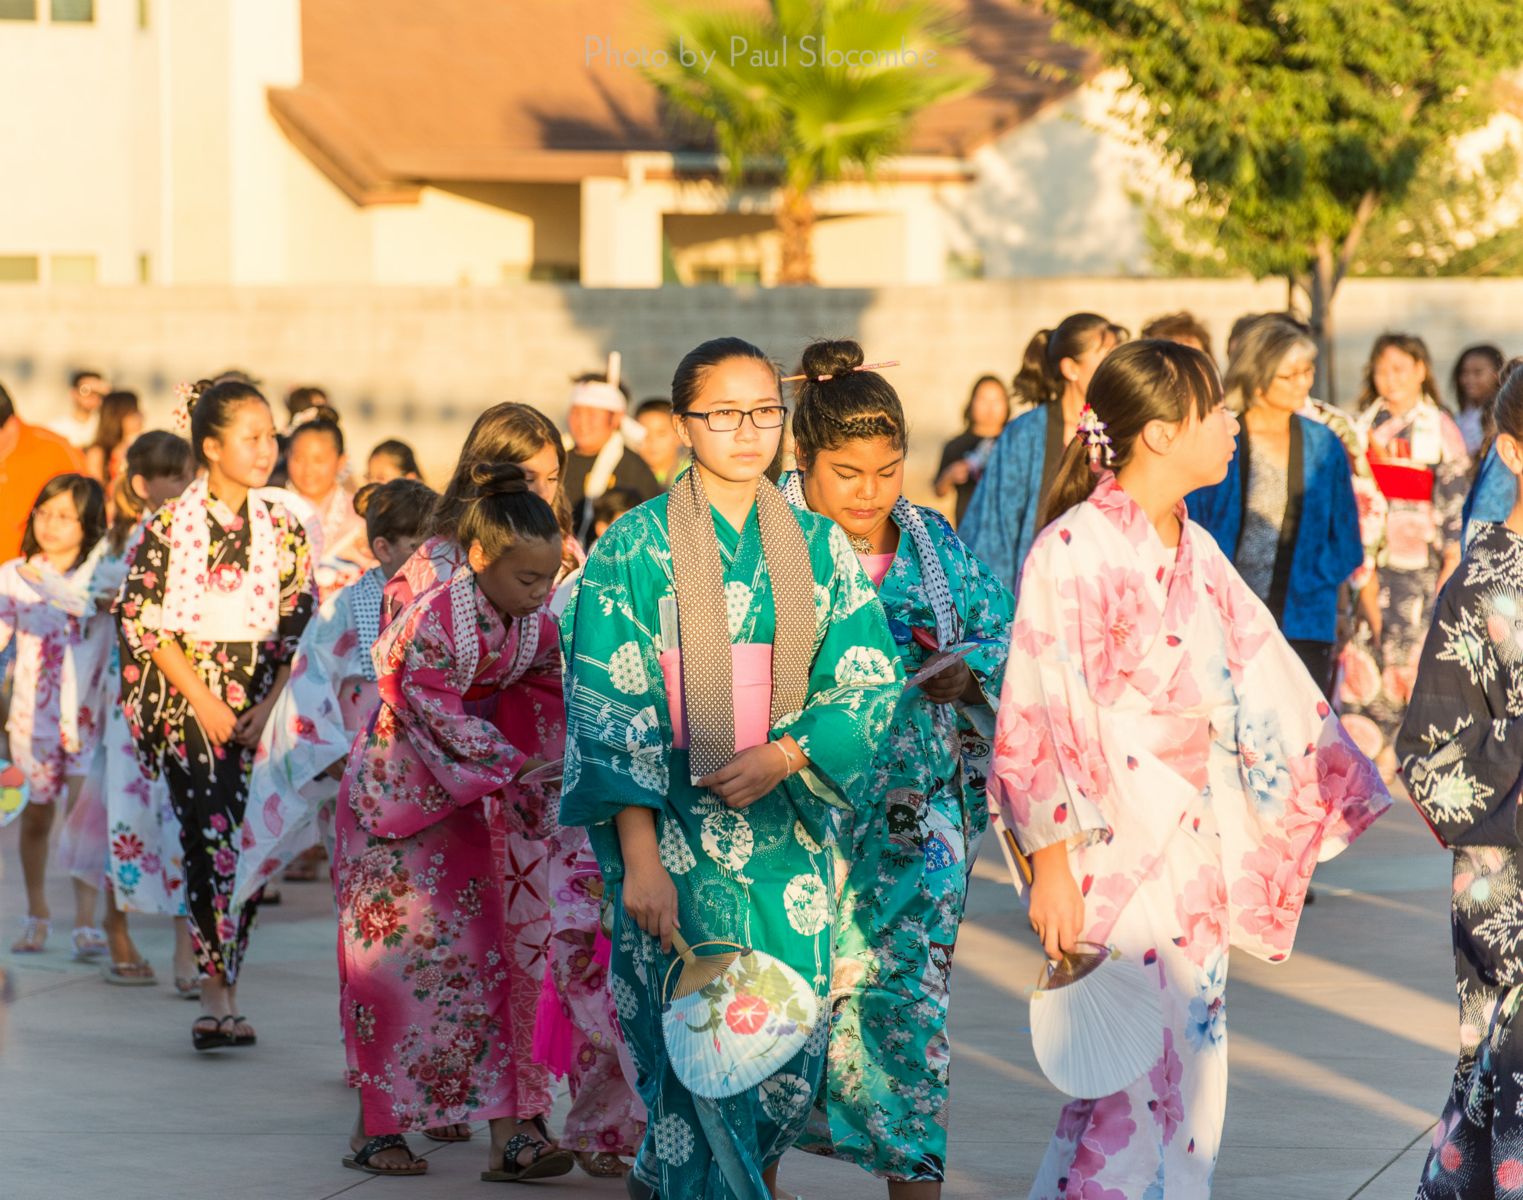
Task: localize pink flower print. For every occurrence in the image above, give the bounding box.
[122,662,141,684]
[217,916,237,941]
[1385,508,1436,571]
[992,703,1062,826]
[334,628,359,658]
[210,812,229,833]
[1230,837,1306,955]
[1068,1092,1137,1191]
[213,847,237,877]
[1338,642,1381,707]
[1286,735,1380,851]
[1089,474,1152,546]
[1049,702,1112,807]
[1208,568,1272,679]
[1062,566,1161,703]
[1147,1028,1184,1144]
[1009,618,1055,659]
[1176,865,1227,966]
[225,680,247,708]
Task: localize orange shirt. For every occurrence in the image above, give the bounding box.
[0,419,88,562]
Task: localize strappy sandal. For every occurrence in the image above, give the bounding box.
[174,975,202,1001]
[11,916,48,953]
[71,926,108,961]
[577,1151,631,1177]
[101,959,156,987]
[481,1134,574,1183]
[228,1015,257,1047]
[343,1134,428,1176]
[192,1014,233,1051]
[423,1123,473,1143]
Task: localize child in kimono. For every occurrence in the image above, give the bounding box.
[778,339,1014,1196]
[94,432,200,993]
[560,336,904,1200]
[119,379,316,1049]
[3,474,112,959]
[334,462,568,1181]
[994,339,1390,1200]
[1399,361,1523,1199]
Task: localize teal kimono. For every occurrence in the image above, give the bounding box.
[783,485,1014,1182]
[559,493,903,1200]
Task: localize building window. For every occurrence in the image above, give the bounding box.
[50,0,92,20]
[0,0,37,21]
[51,254,97,283]
[0,256,40,283]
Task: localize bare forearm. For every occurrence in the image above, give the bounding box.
[149,642,216,708]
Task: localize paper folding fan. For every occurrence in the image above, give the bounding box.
[1029,942,1163,1099]
[0,761,29,826]
[660,930,819,1100]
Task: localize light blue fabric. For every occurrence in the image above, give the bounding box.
[956,405,1051,598]
[1463,445,1515,547]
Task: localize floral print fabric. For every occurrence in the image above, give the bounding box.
[1398,522,1523,1197]
[560,496,903,1200]
[991,474,1389,1198]
[118,492,315,981]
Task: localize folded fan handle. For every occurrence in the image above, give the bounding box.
[661,930,748,1002]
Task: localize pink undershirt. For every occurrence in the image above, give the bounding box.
[856,551,896,588]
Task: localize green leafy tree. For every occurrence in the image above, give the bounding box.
[1046,0,1523,401]
[647,0,987,284]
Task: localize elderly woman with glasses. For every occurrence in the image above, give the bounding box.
[1186,316,1366,698]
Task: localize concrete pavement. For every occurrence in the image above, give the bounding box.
[2,792,1452,1199]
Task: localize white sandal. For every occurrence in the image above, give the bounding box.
[11,916,48,953]
[71,926,108,961]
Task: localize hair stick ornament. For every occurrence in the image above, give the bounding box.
[781,360,899,383]
[172,381,196,438]
[1076,404,1114,467]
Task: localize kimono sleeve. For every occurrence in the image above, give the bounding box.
[272,508,317,665]
[352,596,527,841]
[932,511,1013,707]
[0,561,19,654]
[1396,579,1523,848]
[990,530,1114,857]
[777,524,904,812]
[256,588,356,793]
[558,532,670,829]
[117,507,173,663]
[1316,445,1366,590]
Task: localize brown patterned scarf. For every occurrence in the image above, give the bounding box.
[666,467,816,781]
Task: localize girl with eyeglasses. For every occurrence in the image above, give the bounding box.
[560,336,902,1199]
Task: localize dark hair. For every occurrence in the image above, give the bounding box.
[1489,357,1523,441]
[354,477,437,547]
[1356,333,1444,411]
[791,338,908,463]
[92,390,141,458]
[368,438,421,477]
[286,386,328,417]
[430,402,568,539]
[1040,339,1225,527]
[187,378,268,467]
[1011,313,1120,408]
[1452,344,1506,413]
[634,397,673,419]
[591,487,641,532]
[670,337,779,416]
[1141,311,1214,361]
[109,430,193,554]
[71,370,103,391]
[964,374,1011,427]
[22,473,107,568]
[1223,316,1317,409]
[288,414,344,456]
[572,371,631,403]
[0,379,14,425]
[456,462,561,561]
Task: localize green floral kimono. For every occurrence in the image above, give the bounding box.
[784,487,1013,1182]
[560,495,904,1200]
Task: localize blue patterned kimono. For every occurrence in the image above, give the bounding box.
[957,404,1063,597]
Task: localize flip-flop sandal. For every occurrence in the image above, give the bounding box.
[11,916,49,954]
[174,975,202,1001]
[343,1134,428,1176]
[481,1134,574,1183]
[101,960,157,987]
[576,1151,631,1178]
[71,926,109,961]
[228,1015,257,1047]
[423,1124,473,1143]
[192,1015,233,1051]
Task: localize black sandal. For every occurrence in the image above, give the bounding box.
[343,1134,428,1176]
[228,1015,257,1047]
[191,1014,232,1051]
[481,1134,574,1183]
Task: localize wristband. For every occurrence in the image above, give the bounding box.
[773,739,798,776]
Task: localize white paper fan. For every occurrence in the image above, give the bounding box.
[660,930,819,1100]
[1029,942,1162,1099]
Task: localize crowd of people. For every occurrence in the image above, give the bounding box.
[0,310,1514,1199]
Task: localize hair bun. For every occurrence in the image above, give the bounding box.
[799,338,865,383]
[1501,357,1523,387]
[352,482,379,518]
[467,460,530,498]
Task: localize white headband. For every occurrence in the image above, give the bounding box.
[569,381,627,414]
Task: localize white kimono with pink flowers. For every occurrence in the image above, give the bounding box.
[991,474,1390,1200]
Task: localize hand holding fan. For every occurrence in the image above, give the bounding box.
[1029,941,1162,1099]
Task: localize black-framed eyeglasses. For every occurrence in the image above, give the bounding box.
[682,405,787,432]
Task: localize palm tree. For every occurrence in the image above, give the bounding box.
[648,0,988,283]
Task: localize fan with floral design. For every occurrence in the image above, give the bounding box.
[0,761,27,827]
[661,929,819,1100]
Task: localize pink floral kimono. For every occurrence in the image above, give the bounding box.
[336,566,560,1133]
[232,567,386,908]
[991,474,1390,1199]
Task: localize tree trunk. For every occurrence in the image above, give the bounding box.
[1308,238,1337,407]
[776,183,816,285]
